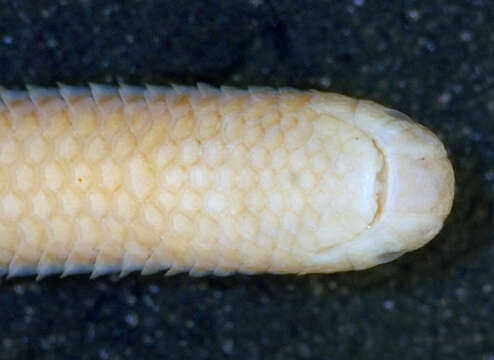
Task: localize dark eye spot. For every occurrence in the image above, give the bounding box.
[376,250,405,264]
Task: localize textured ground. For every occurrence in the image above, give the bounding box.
[0,1,493,359]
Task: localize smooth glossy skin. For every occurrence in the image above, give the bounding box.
[0,84,454,278]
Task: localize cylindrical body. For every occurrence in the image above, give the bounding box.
[0,84,454,278]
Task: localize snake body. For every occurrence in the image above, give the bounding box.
[0,84,454,278]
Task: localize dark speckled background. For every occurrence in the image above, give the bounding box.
[0,1,493,359]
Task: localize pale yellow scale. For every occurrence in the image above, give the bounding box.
[0,84,454,278]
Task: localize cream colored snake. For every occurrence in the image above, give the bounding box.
[0,84,454,278]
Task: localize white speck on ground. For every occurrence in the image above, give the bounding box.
[222,339,234,355]
[2,35,13,45]
[124,312,139,327]
[438,92,452,106]
[407,9,421,21]
[460,31,472,42]
[319,77,331,87]
[383,300,395,310]
[249,0,263,7]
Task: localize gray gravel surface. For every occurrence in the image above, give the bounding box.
[0,1,493,359]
